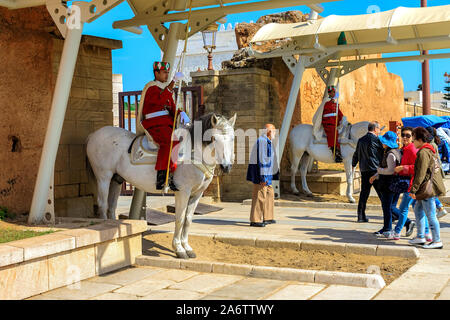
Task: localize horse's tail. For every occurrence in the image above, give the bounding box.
[85,140,99,214]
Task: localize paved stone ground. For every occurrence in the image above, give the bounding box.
[28,198,450,300]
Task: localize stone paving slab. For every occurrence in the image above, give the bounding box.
[90,292,139,300]
[141,289,206,300]
[168,274,243,294]
[385,272,449,294]
[201,277,287,300]
[374,288,437,300]
[311,285,380,300]
[264,283,326,300]
[29,281,120,300]
[436,284,450,300]
[87,266,161,286]
[114,279,175,297]
[149,269,199,282]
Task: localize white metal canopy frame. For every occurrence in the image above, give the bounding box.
[246,4,450,193]
[0,0,341,223]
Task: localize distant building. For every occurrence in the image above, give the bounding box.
[112,74,123,126]
[170,23,239,83]
[404,90,449,109]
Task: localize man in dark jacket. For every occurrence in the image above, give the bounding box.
[352,121,384,222]
[247,124,279,227]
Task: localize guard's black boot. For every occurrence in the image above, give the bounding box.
[334,148,342,163]
[169,174,179,191]
[330,147,343,163]
[156,170,166,190]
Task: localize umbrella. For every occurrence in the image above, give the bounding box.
[440,116,450,129]
[401,115,447,128]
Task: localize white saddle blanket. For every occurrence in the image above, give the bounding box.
[313,124,352,146]
[130,134,158,165]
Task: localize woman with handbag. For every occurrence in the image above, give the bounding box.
[369,131,402,238]
[408,127,445,249]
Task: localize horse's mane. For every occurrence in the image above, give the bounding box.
[189,113,228,147]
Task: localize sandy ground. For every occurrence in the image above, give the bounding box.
[143,232,417,285]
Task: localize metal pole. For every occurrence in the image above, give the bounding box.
[28,23,84,224]
[128,22,181,220]
[278,57,307,161]
[272,56,306,199]
[421,0,431,115]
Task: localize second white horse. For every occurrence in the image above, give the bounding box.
[289,121,369,203]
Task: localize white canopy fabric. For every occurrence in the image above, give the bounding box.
[250,5,450,57]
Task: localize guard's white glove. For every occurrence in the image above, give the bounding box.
[179,111,190,125]
[173,72,184,83]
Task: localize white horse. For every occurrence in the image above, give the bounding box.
[289,121,369,203]
[86,113,236,259]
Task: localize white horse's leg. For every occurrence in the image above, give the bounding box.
[107,180,122,220]
[180,189,203,258]
[96,174,113,220]
[344,158,356,203]
[300,153,313,196]
[172,190,191,259]
[290,151,303,195]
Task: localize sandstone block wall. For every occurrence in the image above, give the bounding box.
[53,36,121,217]
[191,68,277,201]
[0,7,121,217]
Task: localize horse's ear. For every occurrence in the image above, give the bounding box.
[229,113,237,127]
[211,114,218,127]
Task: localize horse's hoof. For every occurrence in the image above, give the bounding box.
[175,251,189,259]
[306,193,313,197]
[186,250,196,259]
[348,198,356,204]
[292,190,300,195]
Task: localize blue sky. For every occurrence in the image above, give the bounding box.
[82,0,450,93]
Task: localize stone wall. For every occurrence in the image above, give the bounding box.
[0,7,54,215]
[53,36,122,218]
[0,7,121,217]
[191,68,277,201]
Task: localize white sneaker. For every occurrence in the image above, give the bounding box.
[409,237,426,245]
[437,208,448,220]
[423,241,443,249]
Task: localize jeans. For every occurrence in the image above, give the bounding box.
[411,199,431,235]
[391,193,412,227]
[379,190,398,232]
[414,197,441,242]
[358,170,381,217]
[392,193,414,234]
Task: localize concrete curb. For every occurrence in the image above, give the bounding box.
[242,199,450,212]
[149,231,420,258]
[182,233,420,259]
[135,255,386,289]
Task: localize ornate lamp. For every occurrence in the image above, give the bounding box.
[202,23,218,71]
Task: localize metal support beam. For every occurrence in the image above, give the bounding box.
[113,0,335,27]
[28,22,84,224]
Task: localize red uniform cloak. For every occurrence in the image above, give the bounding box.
[141,82,179,172]
[322,99,343,149]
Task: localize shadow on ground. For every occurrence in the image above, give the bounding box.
[292,227,406,246]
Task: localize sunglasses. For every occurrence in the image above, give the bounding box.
[401,133,412,138]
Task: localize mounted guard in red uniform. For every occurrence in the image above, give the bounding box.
[322,85,344,163]
[140,61,190,191]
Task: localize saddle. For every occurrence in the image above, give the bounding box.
[313,123,353,146]
[129,132,158,165]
